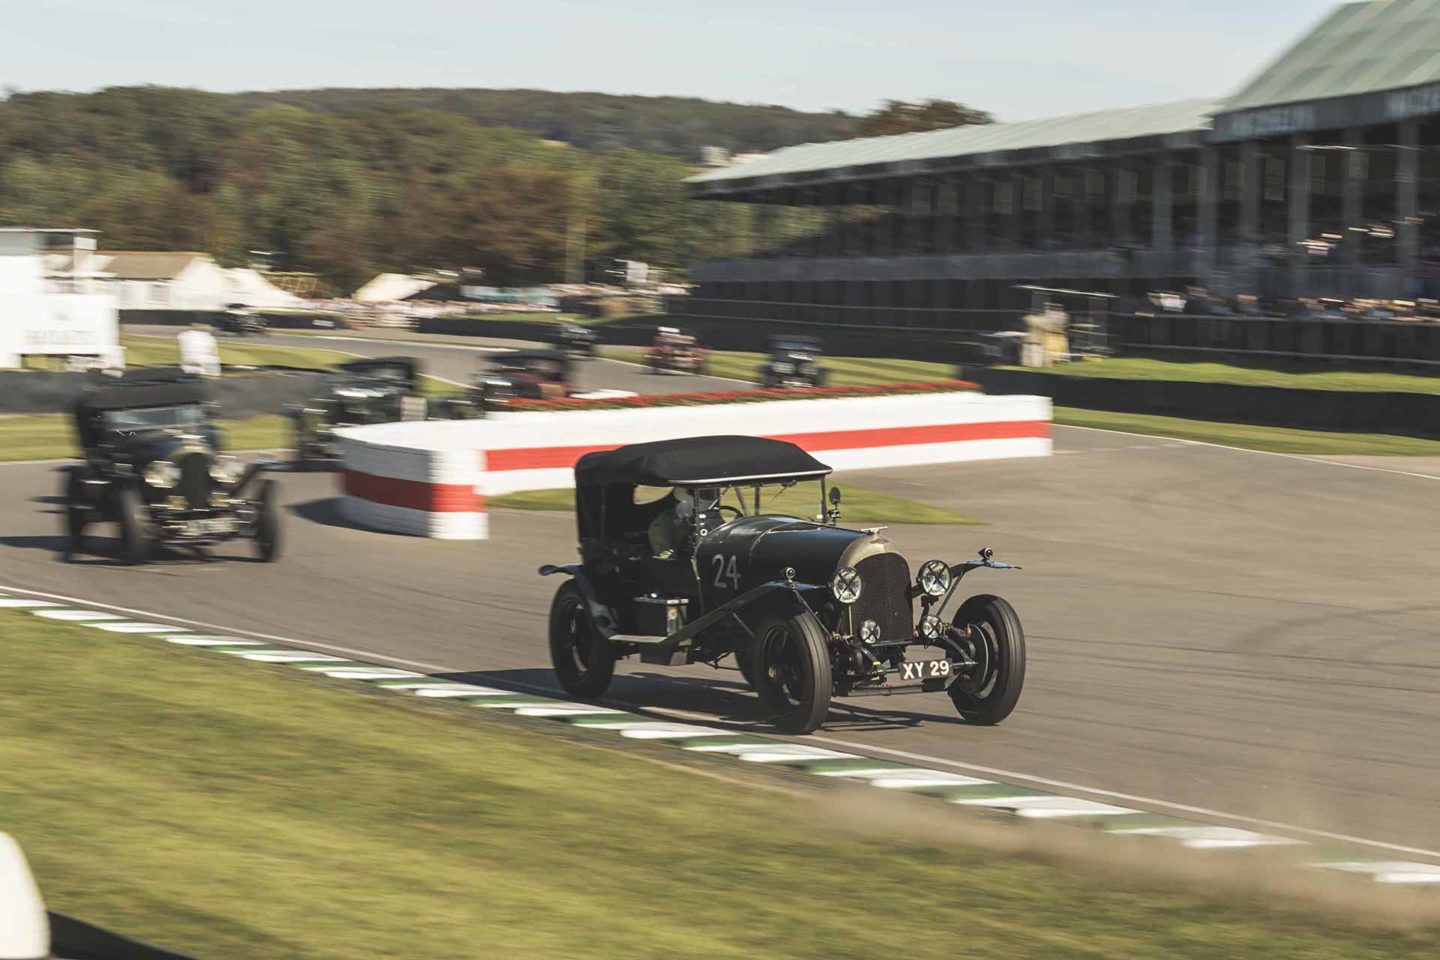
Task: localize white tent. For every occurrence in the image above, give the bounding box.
[353,273,436,303]
[225,268,305,309]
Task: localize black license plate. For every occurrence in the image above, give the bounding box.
[899,659,952,683]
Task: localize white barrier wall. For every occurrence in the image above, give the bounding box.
[0,833,48,960]
[337,391,1052,540]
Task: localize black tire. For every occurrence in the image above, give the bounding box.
[116,484,151,565]
[814,369,829,388]
[253,478,281,562]
[548,581,615,698]
[734,646,758,689]
[751,610,832,734]
[947,594,1026,725]
[61,469,87,562]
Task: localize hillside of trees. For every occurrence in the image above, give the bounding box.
[0,86,836,291]
[234,88,861,160]
[0,87,986,291]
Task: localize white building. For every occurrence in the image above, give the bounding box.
[0,228,118,369]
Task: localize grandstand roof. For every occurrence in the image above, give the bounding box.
[1225,0,1440,113]
[687,99,1218,195]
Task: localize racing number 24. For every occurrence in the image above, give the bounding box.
[712,554,740,590]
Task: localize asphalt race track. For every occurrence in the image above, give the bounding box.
[124,324,745,396]
[6,355,1440,858]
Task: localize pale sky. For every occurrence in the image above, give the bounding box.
[0,0,1340,121]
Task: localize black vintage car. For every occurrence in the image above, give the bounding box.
[546,322,597,358]
[540,436,1025,733]
[430,349,576,419]
[214,303,266,336]
[759,335,828,388]
[287,357,428,462]
[61,369,281,564]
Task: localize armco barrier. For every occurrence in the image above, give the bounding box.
[969,366,1440,440]
[336,391,1052,539]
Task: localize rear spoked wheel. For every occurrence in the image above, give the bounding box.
[548,581,615,698]
[752,612,831,734]
[947,594,1026,725]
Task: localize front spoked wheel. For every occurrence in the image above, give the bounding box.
[548,581,615,698]
[752,612,832,734]
[947,594,1026,725]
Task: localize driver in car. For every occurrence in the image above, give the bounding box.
[649,488,694,559]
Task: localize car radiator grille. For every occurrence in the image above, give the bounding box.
[853,554,913,643]
[177,452,211,509]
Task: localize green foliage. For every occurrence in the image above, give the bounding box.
[0,86,870,289]
[233,87,861,158]
[856,99,992,137]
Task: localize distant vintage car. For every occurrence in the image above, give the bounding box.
[546,322,598,358]
[287,356,428,462]
[430,348,575,419]
[645,326,708,375]
[214,303,266,337]
[61,368,281,564]
[539,436,1025,733]
[759,335,828,388]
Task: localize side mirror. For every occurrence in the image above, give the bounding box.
[829,486,842,506]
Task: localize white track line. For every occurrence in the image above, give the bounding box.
[801,733,1440,861]
[7,580,1440,864]
[1057,423,1440,483]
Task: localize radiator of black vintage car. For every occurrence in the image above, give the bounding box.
[853,554,913,642]
[177,452,211,509]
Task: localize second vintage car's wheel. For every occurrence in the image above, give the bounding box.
[115,484,151,565]
[60,469,87,563]
[751,611,832,734]
[947,594,1026,725]
[548,581,615,698]
[252,479,282,562]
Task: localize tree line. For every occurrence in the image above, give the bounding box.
[0,87,987,292]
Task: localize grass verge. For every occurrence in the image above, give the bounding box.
[0,414,289,462]
[3,609,1436,960]
[493,480,981,525]
[1008,357,1440,395]
[598,346,955,386]
[1056,407,1440,456]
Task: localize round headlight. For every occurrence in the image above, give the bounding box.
[917,559,952,598]
[919,614,945,641]
[210,457,244,485]
[143,460,179,489]
[859,619,881,644]
[830,566,863,605]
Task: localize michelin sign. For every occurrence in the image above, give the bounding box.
[0,293,118,368]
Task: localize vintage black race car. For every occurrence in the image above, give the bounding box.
[759,335,828,388]
[287,356,428,462]
[540,436,1025,733]
[433,348,575,419]
[214,303,266,336]
[61,368,281,565]
[546,322,597,358]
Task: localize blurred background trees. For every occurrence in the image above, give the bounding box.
[0,87,980,289]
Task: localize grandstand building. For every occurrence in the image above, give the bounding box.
[681,0,1440,326]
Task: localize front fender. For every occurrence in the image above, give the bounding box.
[539,564,619,636]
